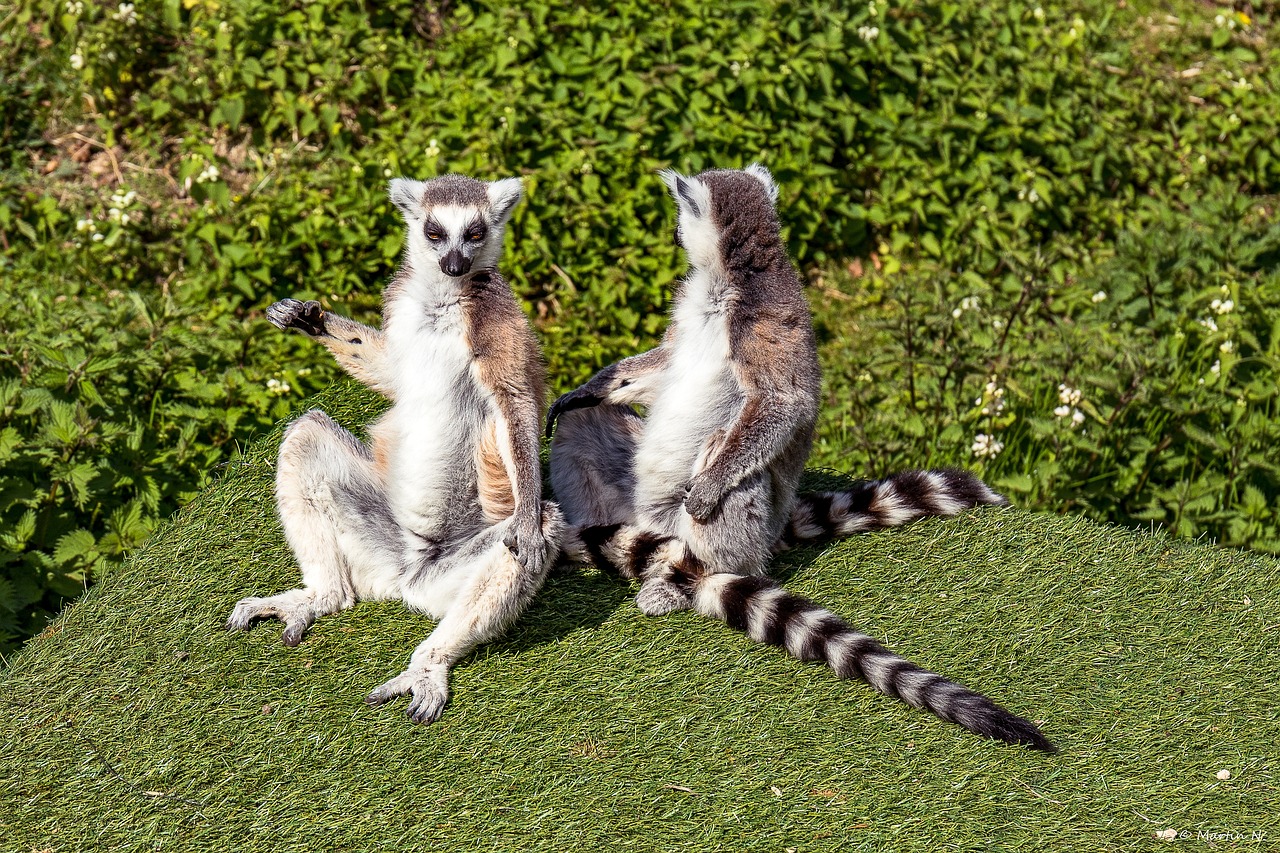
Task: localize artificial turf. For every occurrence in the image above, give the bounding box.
[2,384,1276,851]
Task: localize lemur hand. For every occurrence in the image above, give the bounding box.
[545,387,603,437]
[503,517,547,574]
[683,475,725,524]
[267,298,327,337]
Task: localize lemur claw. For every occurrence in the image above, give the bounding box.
[266,298,326,336]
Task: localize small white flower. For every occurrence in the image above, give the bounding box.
[70,52,84,71]
[857,25,880,42]
[952,307,963,319]
[425,138,441,157]
[75,217,96,233]
[867,2,878,16]
[1220,340,1234,354]
[1071,409,1085,428]
[1215,298,1234,315]
[1053,405,1071,418]
[195,165,220,184]
[729,61,742,76]
[971,433,1004,459]
[1058,383,1082,407]
[1199,316,1218,332]
[1091,291,1107,303]
[266,378,292,396]
[1227,113,1240,126]
[1026,188,1040,204]
[1216,768,1231,780]
[507,35,518,48]
[1032,6,1044,20]
[1210,360,1221,376]
[296,368,312,377]
[113,2,137,25]
[92,232,104,242]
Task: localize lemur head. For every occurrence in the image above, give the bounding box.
[389,174,524,279]
[658,164,781,273]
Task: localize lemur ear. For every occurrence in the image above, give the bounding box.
[388,178,427,218]
[486,177,524,224]
[743,163,779,205]
[659,169,711,219]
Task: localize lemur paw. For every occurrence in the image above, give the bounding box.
[545,388,603,437]
[226,595,315,647]
[503,521,548,574]
[366,666,450,724]
[635,578,692,617]
[266,298,326,336]
[682,478,722,524]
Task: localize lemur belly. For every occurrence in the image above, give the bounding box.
[381,301,487,542]
[635,294,740,516]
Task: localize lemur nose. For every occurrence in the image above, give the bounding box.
[440,250,471,277]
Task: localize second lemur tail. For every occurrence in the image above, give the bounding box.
[776,468,1008,551]
[690,571,1054,752]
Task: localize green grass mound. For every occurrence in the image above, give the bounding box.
[2,387,1277,850]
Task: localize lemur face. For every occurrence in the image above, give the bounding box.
[389,175,524,279]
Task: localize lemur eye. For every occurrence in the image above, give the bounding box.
[425,226,444,242]
[466,230,485,243]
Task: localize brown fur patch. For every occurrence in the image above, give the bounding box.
[476,420,515,523]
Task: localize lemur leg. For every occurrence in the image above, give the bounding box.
[633,471,778,616]
[227,410,403,646]
[549,405,643,528]
[368,508,562,723]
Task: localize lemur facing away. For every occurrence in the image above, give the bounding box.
[227,174,563,724]
[546,166,1053,752]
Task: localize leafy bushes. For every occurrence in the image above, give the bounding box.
[1,0,1278,649]
[812,185,1280,552]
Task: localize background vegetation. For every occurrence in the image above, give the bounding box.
[1,0,1278,650]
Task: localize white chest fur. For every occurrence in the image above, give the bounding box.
[636,272,740,493]
[381,284,489,535]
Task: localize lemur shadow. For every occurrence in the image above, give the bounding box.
[491,562,631,656]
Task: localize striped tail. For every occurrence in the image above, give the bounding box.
[693,573,1054,751]
[777,468,1008,550]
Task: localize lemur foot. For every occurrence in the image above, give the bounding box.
[226,594,315,647]
[635,578,692,617]
[266,298,326,336]
[366,665,450,724]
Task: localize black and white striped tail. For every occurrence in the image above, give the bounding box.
[693,573,1054,751]
[566,521,1053,751]
[777,468,1008,550]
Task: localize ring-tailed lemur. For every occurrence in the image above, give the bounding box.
[227,174,563,724]
[546,166,1053,751]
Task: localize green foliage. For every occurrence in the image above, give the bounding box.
[0,0,1278,647]
[0,268,335,647]
[813,185,1280,553]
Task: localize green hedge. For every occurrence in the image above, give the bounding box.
[1,0,1278,649]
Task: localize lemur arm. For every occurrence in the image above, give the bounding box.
[267,298,396,399]
[464,274,548,573]
[544,345,670,437]
[683,313,817,523]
